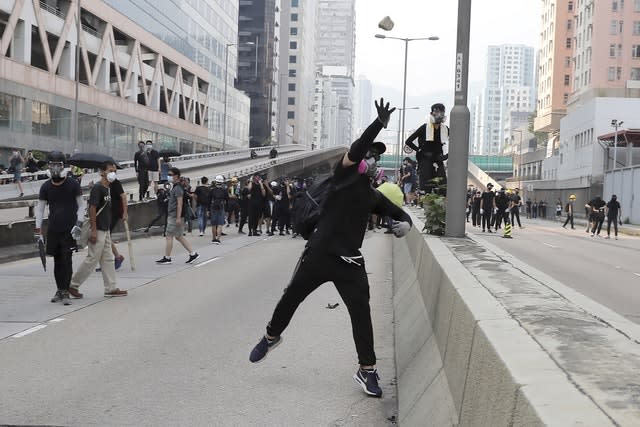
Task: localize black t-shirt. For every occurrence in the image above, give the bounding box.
[480,191,495,210]
[194,185,210,207]
[209,186,228,211]
[89,182,112,231]
[110,179,124,218]
[607,200,620,214]
[511,194,522,206]
[249,182,265,205]
[134,150,149,172]
[495,193,510,210]
[472,196,481,209]
[307,161,411,257]
[147,149,160,171]
[39,178,81,232]
[589,198,606,211]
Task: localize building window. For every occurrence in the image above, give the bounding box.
[613,0,619,11]
[631,67,640,79]
[610,44,617,56]
[288,97,295,105]
[291,13,298,21]
[112,121,134,150]
[617,66,623,80]
[288,83,296,91]
[634,21,640,35]
[567,19,572,30]
[290,41,297,49]
[611,20,619,35]
[608,66,616,80]
[290,27,297,36]
[287,111,295,119]
[563,93,569,104]
[633,44,640,57]
[568,1,574,11]
[32,102,71,139]
[620,20,625,32]
[291,0,298,6]
[566,38,572,48]
[288,69,297,77]
[289,55,297,63]
[565,56,572,67]
[636,0,640,11]
[0,92,25,132]
[564,74,570,85]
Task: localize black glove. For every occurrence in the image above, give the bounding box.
[375,97,395,128]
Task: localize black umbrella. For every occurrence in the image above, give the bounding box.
[68,152,123,169]
[159,149,181,158]
[37,236,46,272]
[36,160,47,169]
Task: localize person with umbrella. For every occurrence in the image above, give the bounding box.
[34,151,84,305]
[70,160,128,297]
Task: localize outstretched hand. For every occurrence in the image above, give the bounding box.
[375,98,396,128]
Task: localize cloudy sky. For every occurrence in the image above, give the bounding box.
[354,0,542,104]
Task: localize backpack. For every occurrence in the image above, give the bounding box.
[210,187,226,211]
[565,203,570,213]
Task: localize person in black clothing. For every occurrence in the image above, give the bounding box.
[238,180,250,234]
[247,174,266,236]
[145,140,160,198]
[134,141,150,201]
[586,196,606,237]
[145,184,170,234]
[194,177,211,236]
[226,177,241,228]
[479,183,496,233]
[471,191,482,227]
[209,175,229,244]
[271,179,292,235]
[404,103,449,192]
[108,177,128,270]
[34,151,84,305]
[562,195,576,229]
[249,99,413,399]
[605,195,622,239]
[510,189,523,227]
[494,188,510,231]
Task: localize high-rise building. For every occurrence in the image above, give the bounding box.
[314,0,356,147]
[277,0,318,147]
[236,0,280,147]
[534,0,574,134]
[0,0,250,163]
[477,44,536,155]
[354,75,372,134]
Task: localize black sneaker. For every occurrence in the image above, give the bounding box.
[353,368,382,397]
[186,253,200,264]
[249,335,282,363]
[51,290,63,303]
[61,291,71,306]
[156,256,172,264]
[212,239,220,245]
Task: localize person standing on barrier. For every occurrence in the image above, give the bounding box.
[249,99,413,399]
[9,150,24,197]
[35,151,84,305]
[134,141,150,201]
[145,140,160,198]
[562,194,576,229]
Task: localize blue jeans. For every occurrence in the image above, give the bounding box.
[197,205,208,233]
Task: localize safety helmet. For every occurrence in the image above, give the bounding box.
[270,181,278,187]
[214,175,224,184]
[231,176,238,183]
[569,194,576,200]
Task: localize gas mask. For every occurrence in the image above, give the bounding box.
[430,111,446,124]
[48,162,67,181]
[107,172,117,183]
[358,152,383,181]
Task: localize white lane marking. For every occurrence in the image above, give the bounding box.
[634,273,640,278]
[12,324,47,338]
[194,257,220,268]
[543,242,558,248]
[49,318,65,323]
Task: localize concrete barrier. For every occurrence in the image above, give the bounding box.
[393,213,615,426]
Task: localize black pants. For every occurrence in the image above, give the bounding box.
[471,207,480,226]
[511,208,522,227]
[147,208,168,234]
[494,209,509,229]
[239,202,248,232]
[266,249,376,366]
[248,203,262,233]
[563,214,574,228]
[481,211,492,231]
[227,199,240,224]
[137,171,149,201]
[607,216,619,236]
[272,204,291,232]
[591,213,604,235]
[46,230,74,291]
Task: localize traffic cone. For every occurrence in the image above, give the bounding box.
[503,221,513,239]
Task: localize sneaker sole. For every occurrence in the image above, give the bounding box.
[156,261,172,265]
[352,374,382,397]
[186,254,200,264]
[104,293,128,297]
[251,337,283,364]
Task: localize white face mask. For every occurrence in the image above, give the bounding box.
[107,172,117,183]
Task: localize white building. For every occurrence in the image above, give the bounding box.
[354,74,373,135]
[315,66,353,148]
[478,44,536,155]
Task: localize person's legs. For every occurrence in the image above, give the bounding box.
[607,217,612,237]
[98,231,117,293]
[514,210,522,227]
[165,235,174,257]
[266,251,328,338]
[197,205,207,234]
[614,217,619,237]
[70,234,104,290]
[176,234,194,253]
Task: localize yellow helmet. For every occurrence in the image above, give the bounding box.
[505,189,512,195]
[569,194,576,200]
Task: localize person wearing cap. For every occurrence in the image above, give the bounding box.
[480,183,496,233]
[35,151,85,305]
[562,195,576,229]
[209,175,229,244]
[404,103,449,192]
[249,99,413,398]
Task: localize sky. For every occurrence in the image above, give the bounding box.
[354,0,542,109]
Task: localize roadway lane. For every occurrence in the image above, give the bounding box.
[467,218,640,324]
[0,228,397,425]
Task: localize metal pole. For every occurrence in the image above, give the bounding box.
[73,0,81,150]
[613,121,618,170]
[396,110,402,181]
[445,0,472,237]
[400,39,409,179]
[222,43,230,151]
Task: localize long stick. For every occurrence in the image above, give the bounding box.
[124,220,135,271]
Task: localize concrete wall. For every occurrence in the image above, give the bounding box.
[392,214,613,426]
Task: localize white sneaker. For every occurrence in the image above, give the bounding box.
[199,232,204,236]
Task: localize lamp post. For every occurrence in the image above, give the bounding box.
[611,119,623,170]
[73,0,81,151]
[374,34,439,176]
[510,129,524,190]
[223,41,254,152]
[394,106,420,177]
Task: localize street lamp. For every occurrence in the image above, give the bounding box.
[611,119,623,170]
[394,106,420,175]
[374,34,439,178]
[223,41,255,152]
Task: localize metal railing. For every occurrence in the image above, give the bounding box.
[39,1,65,18]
